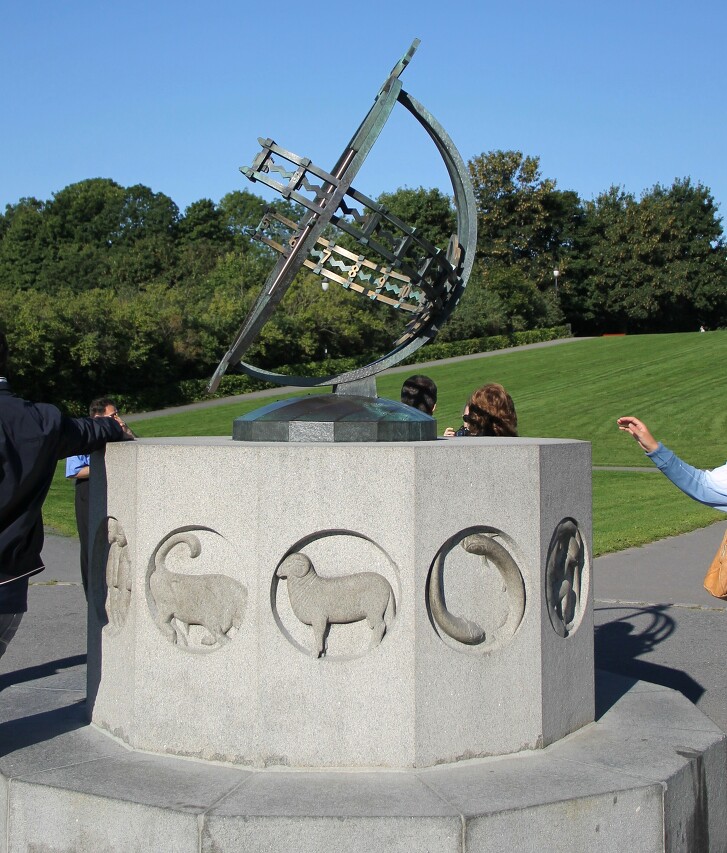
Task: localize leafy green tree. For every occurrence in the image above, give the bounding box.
[174,199,233,292]
[219,190,305,255]
[469,151,583,279]
[244,271,391,367]
[376,186,456,250]
[467,151,579,330]
[178,199,230,246]
[482,266,555,333]
[0,180,181,296]
[563,180,727,334]
[0,197,48,291]
[558,186,634,333]
[639,179,727,331]
[116,184,178,242]
[469,151,554,273]
[42,178,126,245]
[104,184,179,294]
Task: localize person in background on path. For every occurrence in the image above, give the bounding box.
[617,416,727,509]
[444,383,518,437]
[0,332,134,659]
[400,375,437,417]
[66,398,135,598]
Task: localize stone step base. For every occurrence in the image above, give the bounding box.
[1,671,725,853]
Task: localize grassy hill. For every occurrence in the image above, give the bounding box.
[44,332,727,554]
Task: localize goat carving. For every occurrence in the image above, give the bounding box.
[149,531,247,648]
[276,552,396,658]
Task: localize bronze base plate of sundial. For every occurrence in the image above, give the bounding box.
[233,394,436,443]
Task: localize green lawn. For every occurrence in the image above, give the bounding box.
[44,331,727,554]
[46,462,79,537]
[592,470,721,554]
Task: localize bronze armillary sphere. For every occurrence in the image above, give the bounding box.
[210,40,477,441]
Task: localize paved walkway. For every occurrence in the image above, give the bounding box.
[2,520,726,735]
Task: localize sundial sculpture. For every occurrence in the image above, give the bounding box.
[209,40,477,442]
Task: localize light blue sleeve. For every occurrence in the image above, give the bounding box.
[65,454,90,478]
[647,443,727,512]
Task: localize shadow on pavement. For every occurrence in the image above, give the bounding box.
[0,654,86,692]
[0,698,87,758]
[594,604,704,718]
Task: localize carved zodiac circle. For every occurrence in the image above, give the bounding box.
[273,531,400,661]
[145,526,248,653]
[545,518,588,638]
[90,516,132,633]
[427,527,525,654]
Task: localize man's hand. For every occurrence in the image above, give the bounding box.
[112,413,136,440]
[617,416,659,453]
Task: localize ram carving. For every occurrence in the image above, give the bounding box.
[276,552,396,658]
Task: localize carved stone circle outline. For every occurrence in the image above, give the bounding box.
[272,530,400,661]
[427,526,525,654]
[545,518,587,638]
[145,526,248,653]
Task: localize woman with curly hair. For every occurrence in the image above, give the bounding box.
[463,383,518,437]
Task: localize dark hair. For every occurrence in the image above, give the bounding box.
[465,383,518,437]
[400,375,437,416]
[89,397,117,417]
[0,331,7,376]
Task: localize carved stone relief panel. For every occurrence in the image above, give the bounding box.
[91,516,132,634]
[273,531,400,660]
[145,526,247,652]
[427,527,525,654]
[545,518,587,638]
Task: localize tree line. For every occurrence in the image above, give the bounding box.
[0,152,724,412]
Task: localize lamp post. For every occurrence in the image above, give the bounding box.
[553,269,560,293]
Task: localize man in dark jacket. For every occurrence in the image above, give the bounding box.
[0,331,132,658]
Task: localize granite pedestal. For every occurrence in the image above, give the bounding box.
[87,437,593,768]
[3,437,725,852]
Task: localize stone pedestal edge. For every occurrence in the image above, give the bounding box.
[1,671,724,853]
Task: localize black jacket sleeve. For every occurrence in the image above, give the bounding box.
[55,415,127,460]
[0,405,131,598]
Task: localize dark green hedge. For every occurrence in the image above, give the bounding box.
[117,325,571,414]
[399,325,572,364]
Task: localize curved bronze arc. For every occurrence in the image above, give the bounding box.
[397,90,478,323]
[209,85,477,391]
[208,45,419,394]
[231,332,432,389]
[429,532,525,647]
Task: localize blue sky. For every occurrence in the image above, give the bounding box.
[2,0,725,223]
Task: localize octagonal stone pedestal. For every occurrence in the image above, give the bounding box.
[87,437,594,768]
[3,437,725,853]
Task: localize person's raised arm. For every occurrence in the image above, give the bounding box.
[56,415,131,460]
[617,416,659,453]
